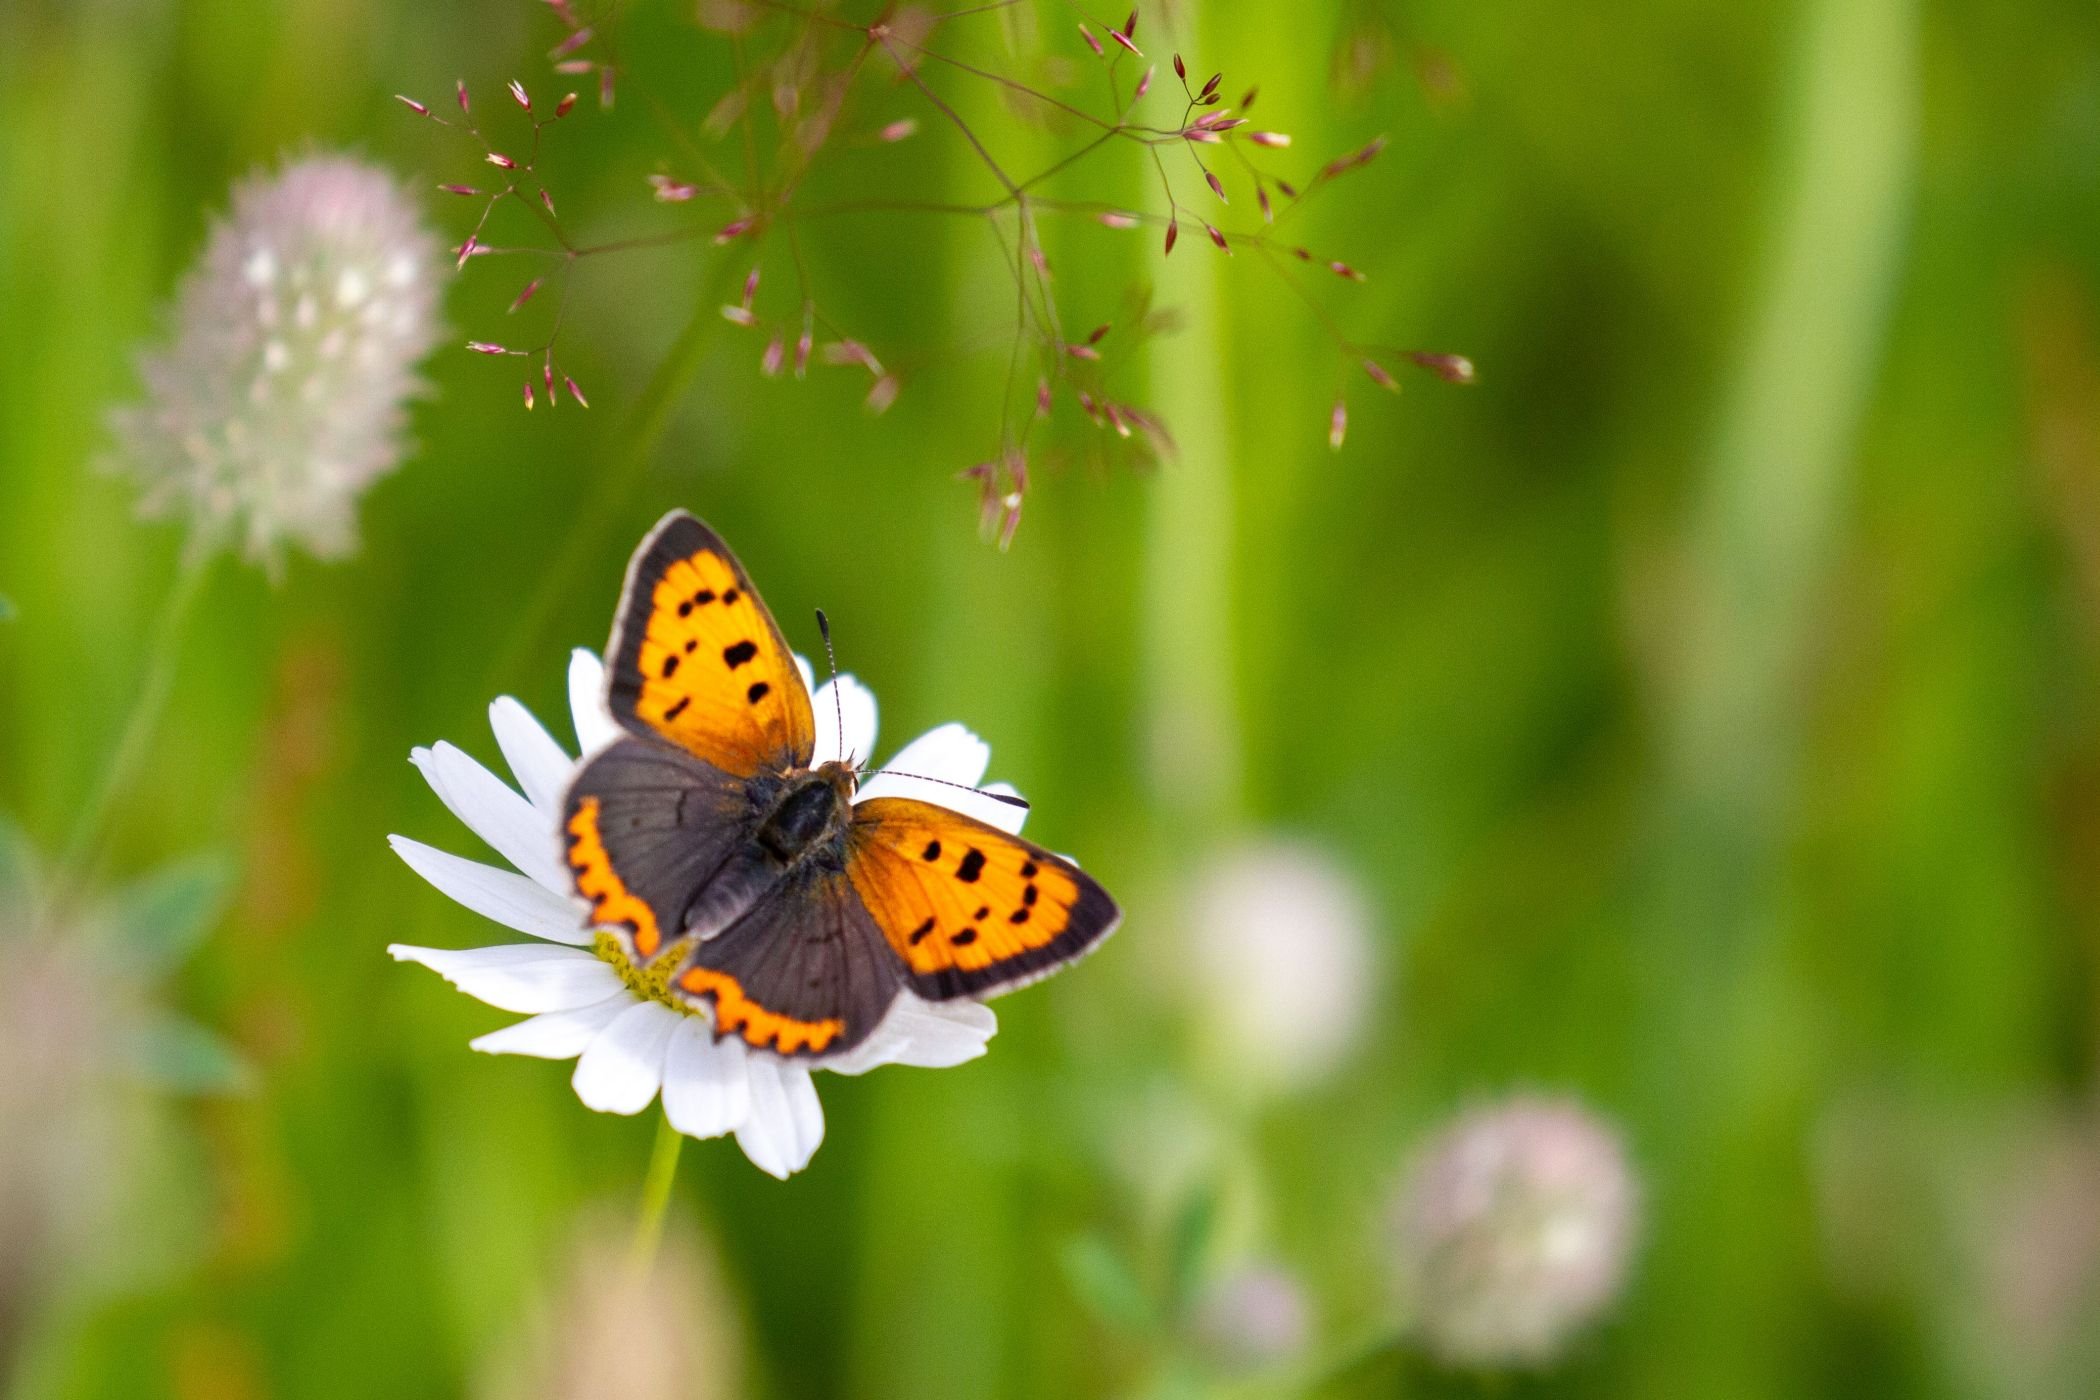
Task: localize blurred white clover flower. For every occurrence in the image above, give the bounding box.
[1393,1095,1639,1369]
[109,154,440,566]
[0,833,241,1339]
[1194,1262,1314,1373]
[1183,839,1376,1094]
[476,1210,744,1400]
[389,650,1017,1179]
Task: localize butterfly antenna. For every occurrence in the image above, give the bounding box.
[875,771,1031,811]
[815,608,848,768]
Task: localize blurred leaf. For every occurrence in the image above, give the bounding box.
[1164,1183,1219,1318]
[1060,1233,1154,1334]
[124,1012,253,1095]
[109,852,234,976]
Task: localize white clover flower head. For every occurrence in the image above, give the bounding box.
[1184,838,1375,1093]
[1393,1095,1639,1369]
[389,651,1023,1178]
[1194,1262,1314,1373]
[110,154,441,566]
[480,1210,743,1400]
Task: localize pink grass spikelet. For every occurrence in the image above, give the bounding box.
[550,27,593,59]
[1206,170,1228,203]
[1329,397,1347,449]
[865,374,900,414]
[508,79,531,111]
[485,152,519,170]
[761,334,785,377]
[106,155,441,565]
[879,118,918,142]
[455,79,470,114]
[794,323,813,378]
[720,304,758,327]
[1164,219,1179,256]
[438,184,479,197]
[509,278,543,313]
[1098,210,1141,230]
[1135,65,1154,98]
[1330,260,1366,282]
[1036,377,1052,417]
[1249,130,1291,147]
[538,189,557,217]
[467,341,511,355]
[563,376,588,407]
[1363,358,1399,391]
[1205,222,1229,252]
[1109,28,1142,58]
[555,91,578,118]
[1408,351,1477,384]
[713,217,755,244]
[1077,23,1104,57]
[522,379,535,410]
[395,95,430,117]
[1173,52,1187,80]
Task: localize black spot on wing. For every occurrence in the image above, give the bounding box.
[747,681,772,704]
[956,848,986,883]
[922,839,942,862]
[723,640,758,668]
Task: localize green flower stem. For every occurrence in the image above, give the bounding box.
[630,1110,686,1273]
[48,546,213,918]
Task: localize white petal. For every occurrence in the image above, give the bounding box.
[411,742,570,893]
[389,835,590,944]
[661,1018,752,1139]
[571,1000,681,1114]
[470,992,631,1058]
[735,1056,825,1178]
[819,995,997,1075]
[809,673,879,769]
[856,722,990,808]
[794,654,815,692]
[568,648,622,758]
[388,942,622,1013]
[489,696,573,814]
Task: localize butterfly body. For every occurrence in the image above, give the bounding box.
[563,511,1119,1059]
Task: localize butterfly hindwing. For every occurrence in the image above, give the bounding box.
[669,865,904,1056]
[563,738,763,963]
[606,511,815,777]
[844,797,1120,1000]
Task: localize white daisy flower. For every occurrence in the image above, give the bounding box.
[389,650,1023,1178]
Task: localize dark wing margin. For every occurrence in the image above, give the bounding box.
[670,865,904,1057]
[603,510,816,777]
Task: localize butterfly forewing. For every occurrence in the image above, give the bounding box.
[606,511,815,777]
[844,797,1121,1000]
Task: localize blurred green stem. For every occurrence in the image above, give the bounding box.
[630,1111,685,1272]
[485,258,738,692]
[48,546,212,916]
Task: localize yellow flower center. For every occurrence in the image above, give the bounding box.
[592,929,698,1014]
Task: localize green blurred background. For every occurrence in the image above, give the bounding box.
[5,0,2100,1395]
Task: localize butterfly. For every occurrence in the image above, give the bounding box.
[562,510,1121,1058]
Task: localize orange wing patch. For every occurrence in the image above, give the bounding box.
[676,967,846,1056]
[565,796,666,960]
[607,512,815,776]
[845,798,1120,1000]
